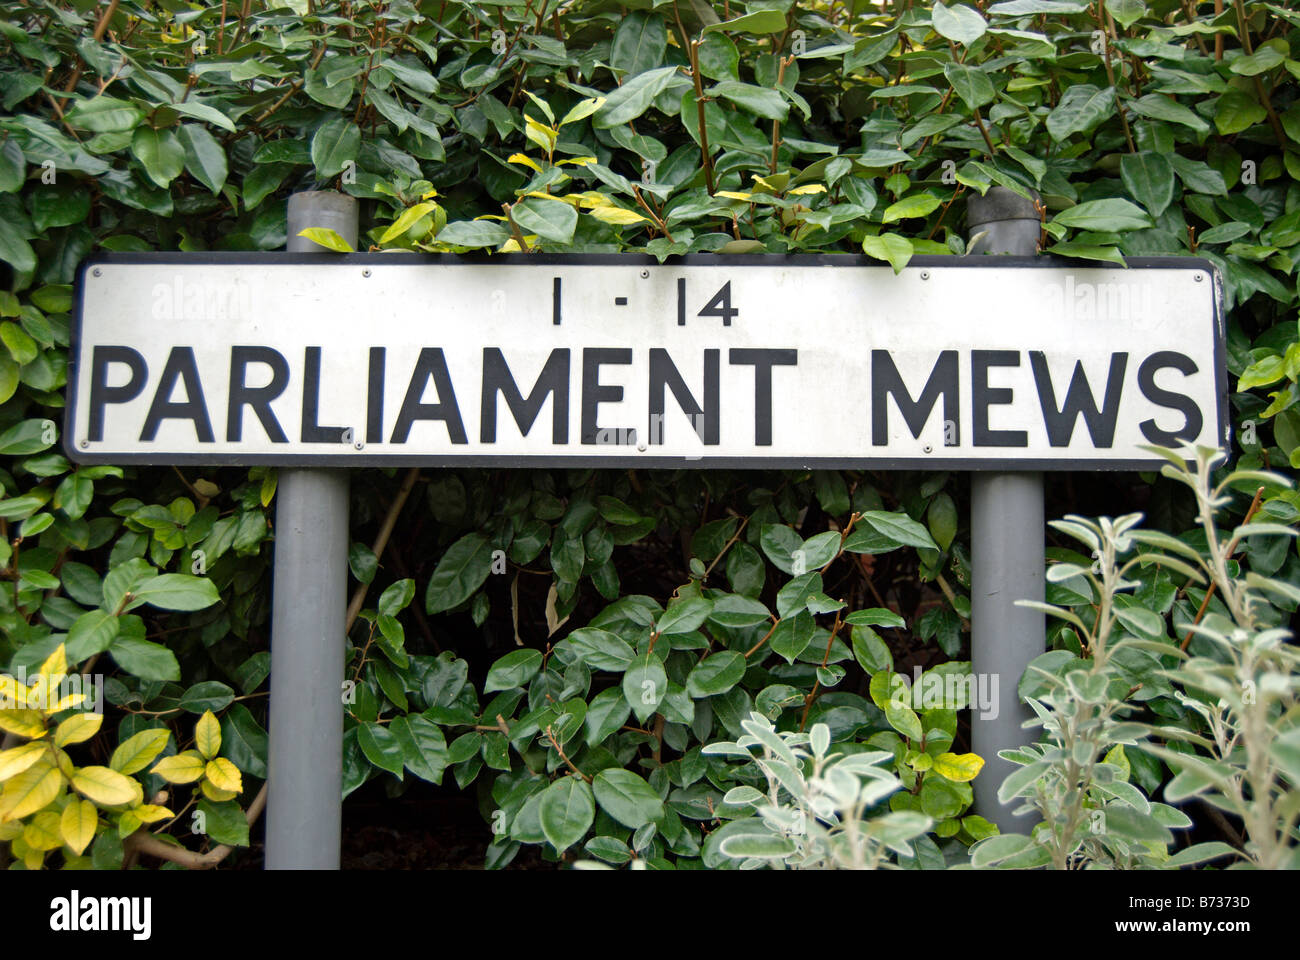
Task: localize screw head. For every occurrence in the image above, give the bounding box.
[920,271,930,280]
[79,440,88,449]
[362,268,372,278]
[636,441,647,452]
[923,444,933,454]
[354,440,364,450]
[1194,273,1203,282]
[640,269,650,278]
[92,268,102,277]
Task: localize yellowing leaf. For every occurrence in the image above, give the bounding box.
[60,798,97,855]
[717,190,754,201]
[194,710,222,760]
[378,201,439,244]
[507,152,544,173]
[933,752,985,782]
[151,751,206,784]
[200,779,239,802]
[587,205,651,225]
[568,190,614,209]
[23,846,45,870]
[559,96,605,127]
[204,757,243,794]
[0,763,63,821]
[54,712,103,748]
[0,742,47,782]
[420,188,439,200]
[72,766,137,806]
[117,809,142,838]
[23,810,63,851]
[524,116,558,155]
[0,820,22,841]
[0,709,47,739]
[110,728,171,775]
[499,238,525,253]
[523,190,581,206]
[132,803,173,824]
[788,183,827,195]
[556,156,598,167]
[296,227,354,253]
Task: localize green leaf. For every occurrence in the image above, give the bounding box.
[389,714,448,784]
[178,124,228,194]
[177,680,235,713]
[539,776,595,852]
[623,653,667,723]
[1046,85,1114,141]
[882,193,941,223]
[484,648,543,693]
[1230,44,1286,77]
[1120,152,1175,219]
[65,609,121,661]
[861,233,914,274]
[109,636,181,682]
[852,625,893,674]
[592,768,664,828]
[656,596,714,635]
[932,3,988,45]
[685,650,747,698]
[311,116,361,180]
[610,12,668,79]
[1052,198,1152,232]
[357,721,405,779]
[709,81,788,121]
[943,63,995,110]
[861,510,939,550]
[425,533,493,614]
[131,574,221,611]
[594,66,681,128]
[197,798,249,847]
[1215,90,1266,136]
[131,127,185,188]
[437,220,510,248]
[66,96,143,134]
[1104,0,1146,29]
[702,10,789,34]
[511,197,577,244]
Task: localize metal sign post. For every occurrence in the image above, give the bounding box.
[264,192,357,869]
[967,188,1046,831]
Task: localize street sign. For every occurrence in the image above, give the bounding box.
[67,252,1226,469]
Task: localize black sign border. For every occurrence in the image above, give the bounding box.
[66,252,1229,471]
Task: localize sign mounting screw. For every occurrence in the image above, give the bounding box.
[1194,274,1203,282]
[79,440,88,449]
[923,444,933,454]
[920,271,930,280]
[362,268,371,278]
[640,269,649,278]
[92,268,101,277]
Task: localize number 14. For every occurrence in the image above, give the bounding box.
[677,279,737,327]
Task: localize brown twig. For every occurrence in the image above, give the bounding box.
[125,780,267,869]
[345,468,420,631]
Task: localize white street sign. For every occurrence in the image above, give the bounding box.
[67,254,1226,469]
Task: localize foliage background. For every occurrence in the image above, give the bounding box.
[1,0,1298,868]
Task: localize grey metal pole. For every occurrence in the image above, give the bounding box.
[265,191,357,869]
[966,187,1045,831]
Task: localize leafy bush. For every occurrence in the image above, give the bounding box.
[1,0,1298,868]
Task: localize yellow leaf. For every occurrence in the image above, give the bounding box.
[296,227,354,253]
[200,779,239,802]
[205,757,243,794]
[110,728,171,776]
[260,472,277,507]
[586,205,651,225]
[524,116,558,155]
[558,96,605,127]
[932,752,985,783]
[194,710,222,760]
[499,238,524,253]
[523,191,580,206]
[420,188,439,200]
[72,766,137,806]
[0,763,63,821]
[507,153,543,173]
[132,803,173,824]
[0,742,47,782]
[49,692,87,712]
[568,190,614,209]
[556,156,598,167]
[54,712,103,748]
[23,810,64,851]
[23,846,44,870]
[788,183,827,195]
[60,798,98,856]
[0,820,22,841]
[378,201,439,244]
[0,674,29,709]
[716,190,754,201]
[151,751,206,784]
[37,644,67,690]
[0,708,49,738]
